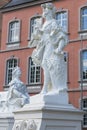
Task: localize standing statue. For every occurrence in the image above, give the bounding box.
[0,66,30,112]
[29,3,68,94]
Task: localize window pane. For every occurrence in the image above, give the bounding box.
[81,8,87,30]
[82,8,87,15]
[9,21,20,42]
[83,99,87,126]
[6,59,18,84]
[83,99,87,108]
[82,51,87,80]
[56,13,61,19]
[62,12,66,19]
[29,58,41,84]
[36,66,40,82]
[83,114,87,125]
[82,17,87,30]
[56,11,67,32]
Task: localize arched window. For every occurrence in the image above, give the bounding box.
[28,57,41,85]
[6,58,18,85]
[8,20,20,43]
[56,11,68,32]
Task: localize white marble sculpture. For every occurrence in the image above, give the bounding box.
[29,3,68,94]
[0,66,30,112]
[12,4,83,130]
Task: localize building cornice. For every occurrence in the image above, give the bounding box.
[0,0,54,13]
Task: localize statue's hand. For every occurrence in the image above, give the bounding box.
[54,48,61,54]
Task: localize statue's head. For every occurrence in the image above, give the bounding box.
[12,66,21,79]
[41,3,57,18]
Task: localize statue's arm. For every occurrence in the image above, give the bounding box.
[50,21,58,37]
[54,38,65,54]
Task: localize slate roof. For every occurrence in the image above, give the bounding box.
[4,0,39,8]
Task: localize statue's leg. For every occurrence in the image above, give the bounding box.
[41,66,51,94]
[49,61,59,92]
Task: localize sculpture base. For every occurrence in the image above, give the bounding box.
[30,90,68,105]
[0,112,14,130]
[12,93,83,130]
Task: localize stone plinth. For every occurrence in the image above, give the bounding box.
[0,113,14,130]
[30,91,68,105]
[12,94,83,130]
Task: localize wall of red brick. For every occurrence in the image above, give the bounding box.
[0,0,10,47]
[1,6,42,50]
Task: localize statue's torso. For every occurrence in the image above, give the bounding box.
[42,20,57,61]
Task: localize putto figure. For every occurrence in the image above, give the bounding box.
[29,3,68,94]
[0,66,30,112]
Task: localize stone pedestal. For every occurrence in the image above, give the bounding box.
[0,113,14,130]
[12,93,83,130]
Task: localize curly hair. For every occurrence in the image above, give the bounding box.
[41,3,57,18]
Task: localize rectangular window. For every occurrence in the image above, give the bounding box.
[6,58,18,85]
[81,7,87,31]
[29,57,41,85]
[8,20,20,43]
[56,11,68,32]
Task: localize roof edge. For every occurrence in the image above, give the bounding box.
[0,0,54,13]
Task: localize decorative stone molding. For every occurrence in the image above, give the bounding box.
[13,120,37,130]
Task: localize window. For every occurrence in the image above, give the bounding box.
[8,20,20,43]
[81,51,87,80]
[30,16,42,39]
[56,11,68,32]
[6,58,18,85]
[28,57,41,85]
[80,7,87,31]
[82,98,87,127]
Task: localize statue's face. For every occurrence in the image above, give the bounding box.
[42,8,52,18]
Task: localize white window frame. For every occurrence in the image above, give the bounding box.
[6,58,18,85]
[28,57,41,85]
[8,19,20,44]
[56,10,68,32]
[80,7,87,31]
